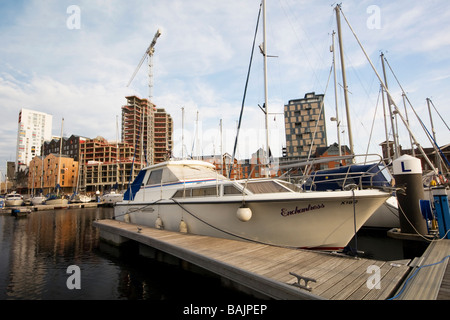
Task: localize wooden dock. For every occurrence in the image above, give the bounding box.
[0,202,104,216]
[93,219,418,300]
[392,239,450,300]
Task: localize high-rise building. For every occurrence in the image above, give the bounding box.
[16,108,53,171]
[154,108,173,163]
[284,92,327,159]
[122,96,155,167]
[122,96,173,165]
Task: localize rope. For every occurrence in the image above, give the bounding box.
[169,198,293,248]
[113,198,163,219]
[387,254,450,300]
[396,200,450,242]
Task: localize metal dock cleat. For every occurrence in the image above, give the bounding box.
[289,272,317,291]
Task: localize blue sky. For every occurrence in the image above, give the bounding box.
[1,0,449,177]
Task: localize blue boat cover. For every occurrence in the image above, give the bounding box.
[123,170,146,201]
[303,164,390,191]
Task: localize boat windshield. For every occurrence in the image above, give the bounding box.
[145,164,226,187]
[241,180,294,194]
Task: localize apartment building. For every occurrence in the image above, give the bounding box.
[28,153,78,194]
[284,92,327,160]
[16,108,53,171]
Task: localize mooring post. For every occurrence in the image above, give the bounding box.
[393,155,428,235]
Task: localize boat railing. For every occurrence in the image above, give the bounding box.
[298,158,392,191]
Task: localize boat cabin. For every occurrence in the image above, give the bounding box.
[123,160,300,201]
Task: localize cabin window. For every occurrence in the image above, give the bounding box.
[146,169,163,185]
[172,186,218,198]
[223,185,241,195]
[192,187,218,197]
[172,189,188,198]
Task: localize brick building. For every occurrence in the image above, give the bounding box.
[28,153,79,195]
[284,92,327,160]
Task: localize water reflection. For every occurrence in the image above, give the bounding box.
[0,208,255,300]
[0,208,116,300]
[0,207,427,300]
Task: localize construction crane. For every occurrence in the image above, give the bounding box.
[127,29,162,101]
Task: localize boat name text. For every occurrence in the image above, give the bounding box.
[280,204,325,217]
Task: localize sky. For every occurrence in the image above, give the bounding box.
[1,0,449,178]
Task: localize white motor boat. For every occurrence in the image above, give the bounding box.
[5,192,24,207]
[45,194,69,208]
[101,191,123,206]
[71,193,92,203]
[114,160,390,250]
[31,195,46,205]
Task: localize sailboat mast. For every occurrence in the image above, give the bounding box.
[331,31,342,157]
[57,118,64,195]
[181,107,185,160]
[337,5,437,172]
[381,52,399,158]
[335,4,354,156]
[427,98,442,173]
[262,0,270,167]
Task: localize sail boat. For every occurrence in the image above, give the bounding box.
[113,1,390,250]
[31,142,47,205]
[46,118,69,208]
[71,152,91,203]
[288,5,401,229]
[30,161,46,205]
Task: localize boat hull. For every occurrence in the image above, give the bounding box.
[46,198,69,208]
[364,196,400,229]
[5,199,24,207]
[71,195,91,203]
[101,193,123,206]
[31,196,46,205]
[115,190,388,249]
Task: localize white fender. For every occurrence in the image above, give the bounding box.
[155,216,164,229]
[236,206,252,222]
[179,219,188,233]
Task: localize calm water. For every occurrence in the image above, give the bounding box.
[0,207,255,301]
[0,207,426,301]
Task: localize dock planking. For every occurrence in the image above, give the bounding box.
[94,219,416,300]
[392,239,450,300]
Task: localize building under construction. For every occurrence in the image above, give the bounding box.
[154,107,173,163]
[79,96,173,193]
[122,95,173,166]
[26,95,173,194]
[79,137,137,193]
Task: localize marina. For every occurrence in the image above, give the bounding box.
[0,2,449,312]
[0,207,254,301]
[94,218,450,300]
[0,201,449,304]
